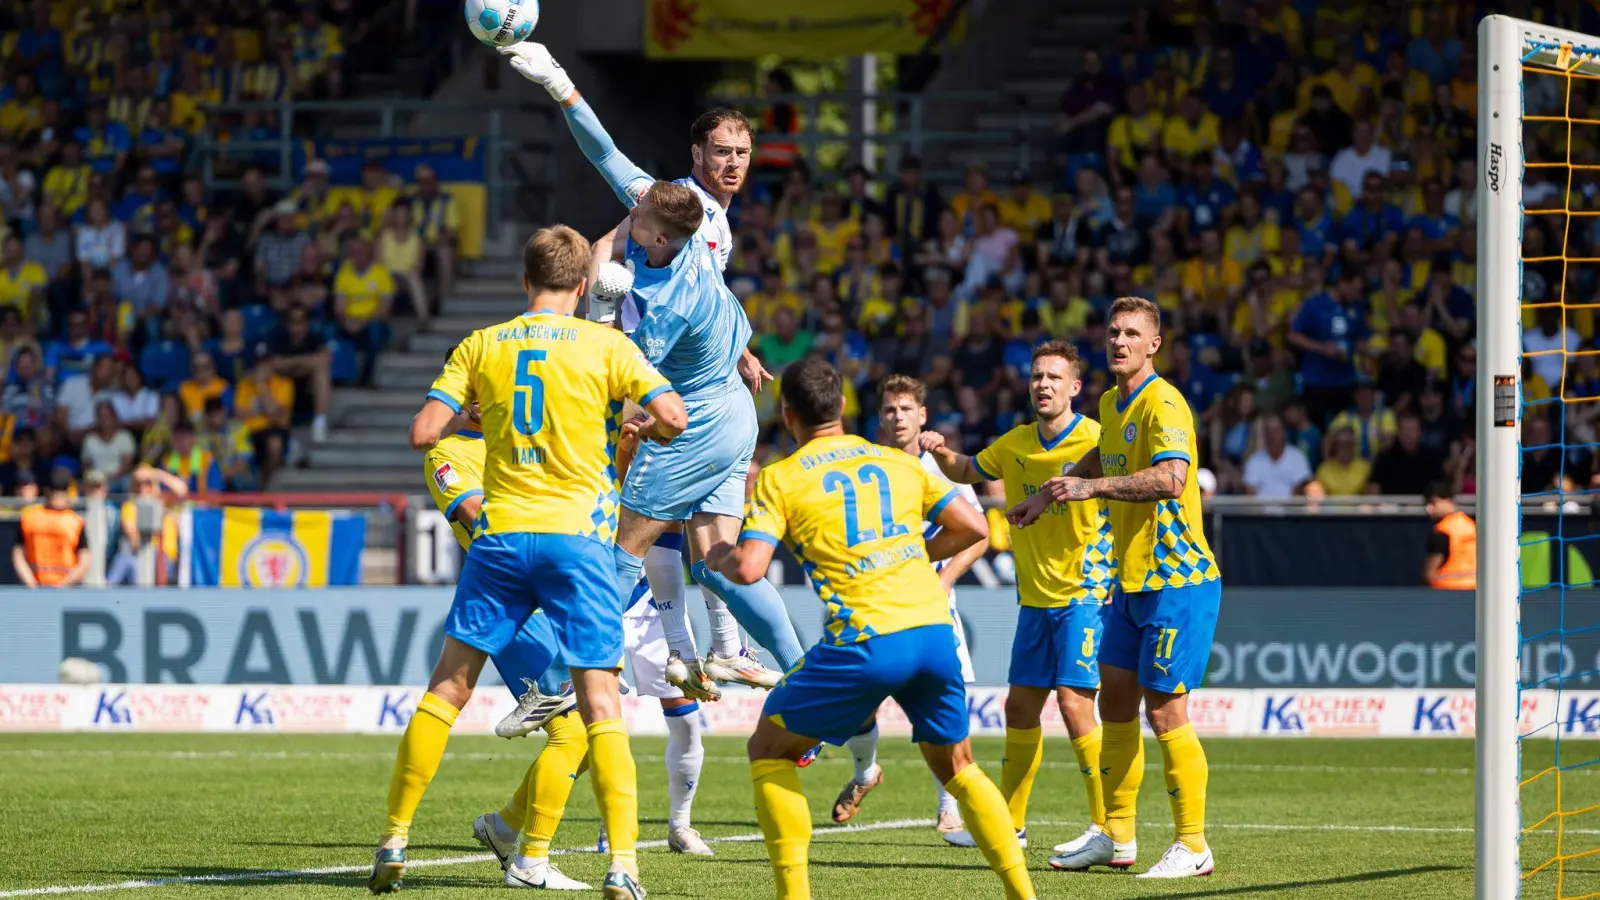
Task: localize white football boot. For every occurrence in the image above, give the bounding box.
[703,647,782,689]
[1048,824,1137,871]
[1135,841,1215,879]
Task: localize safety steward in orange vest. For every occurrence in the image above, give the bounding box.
[1423,480,1476,590]
[14,471,89,587]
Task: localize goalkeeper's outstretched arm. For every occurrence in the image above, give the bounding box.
[501,43,654,209]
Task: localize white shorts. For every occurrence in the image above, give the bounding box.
[623,595,685,701]
[950,589,975,685]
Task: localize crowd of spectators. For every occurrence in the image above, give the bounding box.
[0,0,451,499]
[724,0,1585,501]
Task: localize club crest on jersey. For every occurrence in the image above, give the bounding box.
[1123,422,1138,443]
[433,462,458,493]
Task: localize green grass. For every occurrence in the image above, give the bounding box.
[0,732,1583,898]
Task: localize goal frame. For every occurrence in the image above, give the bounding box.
[1475,15,1600,899]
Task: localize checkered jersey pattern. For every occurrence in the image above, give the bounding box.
[1139,498,1219,591]
[1073,513,1119,604]
[580,400,627,543]
[793,541,880,646]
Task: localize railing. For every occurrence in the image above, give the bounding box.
[703,89,1040,185]
[195,99,559,225]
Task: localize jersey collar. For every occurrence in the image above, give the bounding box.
[1037,413,1081,452]
[1115,372,1160,413]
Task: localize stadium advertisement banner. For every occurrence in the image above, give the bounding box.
[1,684,1593,738]
[644,0,960,60]
[1,588,1598,689]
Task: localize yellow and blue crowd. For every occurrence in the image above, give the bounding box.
[723,0,1586,505]
[0,0,462,499]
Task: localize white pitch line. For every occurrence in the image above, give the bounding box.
[0,817,930,898]
[0,748,1491,777]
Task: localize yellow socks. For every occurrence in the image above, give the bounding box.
[946,764,1036,900]
[499,761,534,833]
[518,712,592,858]
[1071,725,1107,829]
[1158,723,1209,852]
[586,718,639,875]
[1000,725,1043,832]
[1100,719,1144,845]
[381,691,459,841]
[751,758,811,900]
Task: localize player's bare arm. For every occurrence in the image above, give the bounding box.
[409,398,457,450]
[924,490,988,563]
[1055,456,1188,503]
[918,431,984,484]
[638,390,689,444]
[706,536,774,587]
[1063,446,1103,479]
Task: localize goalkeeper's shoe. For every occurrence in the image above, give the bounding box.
[367,842,405,894]
[943,827,1026,849]
[601,869,647,900]
[1047,825,1136,871]
[935,809,964,834]
[664,651,721,701]
[1135,842,1213,879]
[830,769,883,823]
[703,647,781,689]
[505,859,593,890]
[471,812,517,870]
[796,742,823,768]
[495,678,577,738]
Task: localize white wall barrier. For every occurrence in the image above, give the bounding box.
[1,684,1594,738]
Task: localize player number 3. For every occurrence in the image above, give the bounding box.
[823,463,911,547]
[513,348,547,436]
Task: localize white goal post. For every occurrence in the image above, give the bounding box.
[1475,15,1600,900]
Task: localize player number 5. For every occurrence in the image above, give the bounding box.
[513,348,547,436]
[823,464,911,547]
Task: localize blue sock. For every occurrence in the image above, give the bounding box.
[614,545,645,612]
[689,561,804,670]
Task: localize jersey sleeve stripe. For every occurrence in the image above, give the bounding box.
[638,383,674,407]
[443,488,482,520]
[740,530,781,547]
[426,388,462,413]
[1151,450,1191,464]
[927,487,961,523]
[971,457,999,481]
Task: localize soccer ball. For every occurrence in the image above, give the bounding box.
[464,0,538,47]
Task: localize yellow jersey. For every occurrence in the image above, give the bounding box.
[424,429,486,551]
[333,261,394,320]
[741,433,959,645]
[428,312,671,541]
[0,262,47,311]
[1098,374,1218,592]
[975,418,1116,608]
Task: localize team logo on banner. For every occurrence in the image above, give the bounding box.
[239,533,311,587]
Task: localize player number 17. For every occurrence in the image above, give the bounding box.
[513,349,547,436]
[1155,628,1179,659]
[823,464,910,547]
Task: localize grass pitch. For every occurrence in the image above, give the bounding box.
[0,733,1577,898]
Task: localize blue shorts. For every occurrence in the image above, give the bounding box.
[490,612,567,699]
[763,624,969,746]
[1100,579,1222,694]
[623,387,756,521]
[1007,602,1104,690]
[446,532,622,670]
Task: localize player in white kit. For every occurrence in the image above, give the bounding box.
[501,41,795,701]
[828,375,990,834]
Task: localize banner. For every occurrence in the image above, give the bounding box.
[5,588,1598,689]
[644,0,960,60]
[188,508,365,588]
[292,138,485,186]
[1,684,1592,738]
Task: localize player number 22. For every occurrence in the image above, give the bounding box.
[1155,628,1179,659]
[513,349,547,436]
[822,464,910,547]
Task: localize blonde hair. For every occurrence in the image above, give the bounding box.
[645,181,705,239]
[1108,295,1162,332]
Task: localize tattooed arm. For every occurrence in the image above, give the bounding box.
[1062,446,1103,479]
[1049,457,1188,503]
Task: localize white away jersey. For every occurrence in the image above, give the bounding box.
[920,451,980,576]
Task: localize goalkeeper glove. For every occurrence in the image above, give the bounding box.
[499,42,575,103]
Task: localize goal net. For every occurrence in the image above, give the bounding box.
[1481,15,1600,900]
